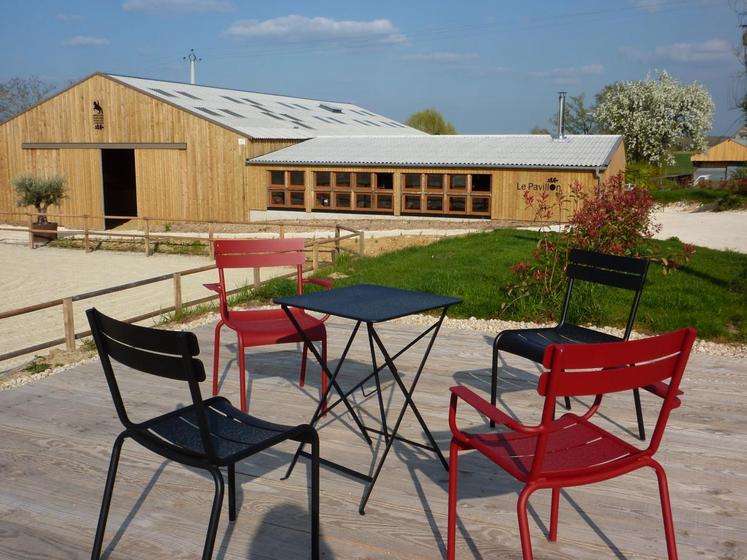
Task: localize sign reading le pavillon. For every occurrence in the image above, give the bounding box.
[516,177,562,192]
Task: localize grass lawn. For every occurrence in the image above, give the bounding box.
[255,229,747,343]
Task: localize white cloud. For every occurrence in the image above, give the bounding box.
[56,14,83,22]
[224,15,406,45]
[629,0,666,13]
[122,0,233,13]
[527,64,604,79]
[404,52,478,63]
[620,38,733,63]
[62,36,111,47]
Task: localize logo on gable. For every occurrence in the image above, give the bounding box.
[93,101,104,130]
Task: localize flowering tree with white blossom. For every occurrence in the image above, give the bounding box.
[594,71,713,167]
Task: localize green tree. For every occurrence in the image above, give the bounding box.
[530,126,551,135]
[405,108,457,135]
[550,93,600,134]
[0,76,56,122]
[594,71,714,166]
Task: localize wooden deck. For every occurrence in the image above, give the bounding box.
[0,317,744,559]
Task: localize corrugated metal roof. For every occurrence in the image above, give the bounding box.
[107,74,424,139]
[247,134,624,169]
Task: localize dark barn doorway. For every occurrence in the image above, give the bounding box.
[101,149,137,229]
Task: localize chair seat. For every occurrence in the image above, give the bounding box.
[497,324,621,364]
[465,414,639,482]
[226,308,326,347]
[141,396,310,465]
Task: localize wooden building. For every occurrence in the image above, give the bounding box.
[0,73,422,228]
[691,137,747,182]
[0,73,625,226]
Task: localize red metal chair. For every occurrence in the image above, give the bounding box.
[205,238,331,413]
[447,327,696,560]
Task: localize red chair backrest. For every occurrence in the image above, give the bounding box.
[532,327,696,478]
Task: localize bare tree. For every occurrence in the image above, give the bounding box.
[0,76,56,122]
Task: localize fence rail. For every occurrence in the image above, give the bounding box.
[0,215,365,364]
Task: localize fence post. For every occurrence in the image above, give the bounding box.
[359,230,365,256]
[312,243,319,272]
[27,213,34,249]
[62,298,75,351]
[278,224,285,239]
[208,222,215,258]
[143,218,151,256]
[334,225,341,262]
[173,272,182,315]
[253,267,261,288]
[83,214,91,253]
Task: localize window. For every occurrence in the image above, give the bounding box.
[449,174,467,191]
[150,88,177,98]
[404,195,421,210]
[315,192,331,208]
[404,174,421,190]
[448,196,466,213]
[195,106,221,116]
[289,192,305,207]
[426,196,444,212]
[289,171,305,187]
[177,90,201,100]
[220,108,244,118]
[356,193,372,209]
[471,197,490,214]
[376,173,393,189]
[335,172,351,188]
[221,95,244,104]
[335,192,351,208]
[269,191,286,206]
[270,171,285,186]
[376,194,393,210]
[426,174,444,190]
[315,172,331,188]
[472,174,491,192]
[355,173,372,189]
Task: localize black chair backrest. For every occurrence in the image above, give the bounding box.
[560,249,650,339]
[86,308,216,458]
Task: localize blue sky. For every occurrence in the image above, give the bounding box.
[1,0,743,135]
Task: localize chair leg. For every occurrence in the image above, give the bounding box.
[548,487,560,542]
[651,462,679,560]
[238,337,247,413]
[321,338,328,416]
[227,463,237,522]
[490,335,501,428]
[446,438,461,560]
[633,388,646,440]
[563,396,572,410]
[203,467,225,560]
[91,433,126,560]
[299,344,308,387]
[517,486,536,560]
[309,430,320,560]
[212,321,224,397]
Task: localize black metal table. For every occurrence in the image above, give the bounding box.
[275,284,461,514]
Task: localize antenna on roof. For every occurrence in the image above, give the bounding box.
[183,49,202,85]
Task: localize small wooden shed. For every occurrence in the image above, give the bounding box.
[691,137,747,182]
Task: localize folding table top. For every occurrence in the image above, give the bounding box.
[275,284,461,323]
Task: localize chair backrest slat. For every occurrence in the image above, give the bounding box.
[214,238,306,269]
[103,334,206,382]
[565,262,644,291]
[95,309,200,356]
[566,249,648,292]
[569,249,649,275]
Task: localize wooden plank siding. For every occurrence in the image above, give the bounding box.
[0,74,298,226]
[691,139,747,163]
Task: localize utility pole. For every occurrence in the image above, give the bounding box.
[183,49,201,85]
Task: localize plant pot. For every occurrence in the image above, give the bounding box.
[32,221,58,243]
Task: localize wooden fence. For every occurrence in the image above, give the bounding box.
[0,224,365,363]
[0,211,365,259]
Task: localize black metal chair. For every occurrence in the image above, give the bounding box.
[86,308,319,560]
[491,249,650,439]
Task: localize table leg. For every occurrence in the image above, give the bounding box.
[358,309,449,514]
[366,322,389,445]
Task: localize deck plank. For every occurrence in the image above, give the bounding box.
[0,317,745,559]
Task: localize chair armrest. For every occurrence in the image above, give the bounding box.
[643,382,683,408]
[449,386,542,436]
[203,282,223,294]
[303,277,334,290]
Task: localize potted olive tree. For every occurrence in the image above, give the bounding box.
[13,174,67,241]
